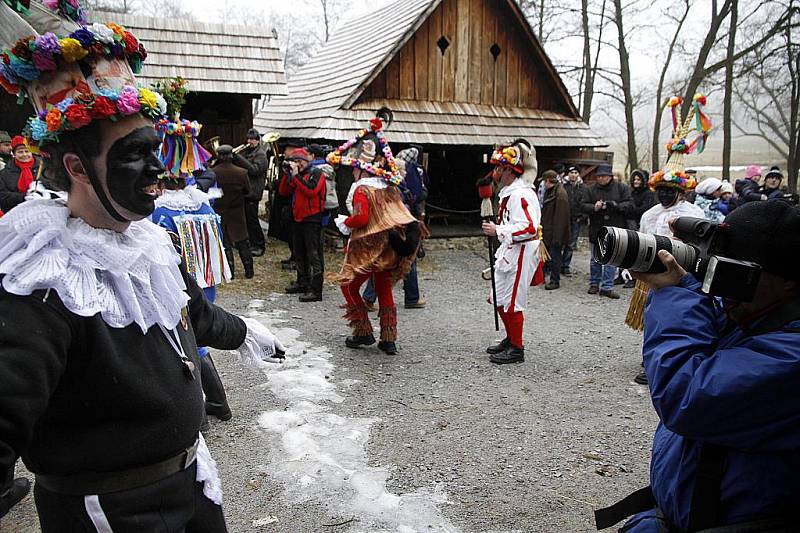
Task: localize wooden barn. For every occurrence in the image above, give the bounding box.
[97,12,288,145]
[1,13,288,145]
[255,0,609,229]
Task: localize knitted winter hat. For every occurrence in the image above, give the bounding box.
[765,166,783,181]
[396,147,419,165]
[723,199,800,281]
[744,165,762,180]
[0,130,10,143]
[720,181,734,195]
[696,177,722,196]
[285,147,312,162]
[246,128,261,140]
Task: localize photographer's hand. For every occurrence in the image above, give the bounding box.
[631,250,687,290]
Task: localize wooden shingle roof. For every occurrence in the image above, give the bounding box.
[96,12,287,96]
[254,0,604,147]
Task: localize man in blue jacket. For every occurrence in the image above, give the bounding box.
[598,199,800,532]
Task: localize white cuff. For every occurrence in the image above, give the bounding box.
[335,214,351,235]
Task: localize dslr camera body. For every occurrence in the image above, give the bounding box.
[595,217,761,302]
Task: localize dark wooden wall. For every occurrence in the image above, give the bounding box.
[182,92,254,147]
[361,0,569,113]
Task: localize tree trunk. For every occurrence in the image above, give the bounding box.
[581,0,593,122]
[651,1,690,171]
[722,0,738,182]
[538,0,545,42]
[613,0,638,173]
[788,7,800,193]
[681,0,733,118]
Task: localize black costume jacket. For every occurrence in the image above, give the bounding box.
[0,267,246,481]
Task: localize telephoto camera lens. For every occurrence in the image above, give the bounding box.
[594,227,698,274]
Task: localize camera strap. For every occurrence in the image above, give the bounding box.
[594,443,728,531]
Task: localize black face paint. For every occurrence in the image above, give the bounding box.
[105,127,164,217]
[656,186,679,208]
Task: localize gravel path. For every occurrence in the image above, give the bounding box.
[2,246,658,533]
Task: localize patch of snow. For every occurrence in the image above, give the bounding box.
[248,302,460,532]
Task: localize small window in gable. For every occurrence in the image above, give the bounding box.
[437,36,450,55]
[490,43,502,62]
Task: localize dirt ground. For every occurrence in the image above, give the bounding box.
[2,239,658,533]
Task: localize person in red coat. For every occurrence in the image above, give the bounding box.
[278,147,327,302]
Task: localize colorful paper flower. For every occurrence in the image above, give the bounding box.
[11,38,34,61]
[70,28,95,48]
[32,51,57,72]
[59,37,88,62]
[9,58,39,82]
[56,98,75,112]
[116,85,141,115]
[34,33,61,55]
[46,108,63,132]
[90,23,116,44]
[90,95,117,119]
[65,103,91,128]
[122,32,139,54]
[28,119,48,141]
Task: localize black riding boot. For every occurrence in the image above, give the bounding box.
[299,274,323,302]
[236,240,254,279]
[201,355,232,421]
[225,248,235,279]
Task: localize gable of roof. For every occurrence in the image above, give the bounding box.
[255,0,602,147]
[95,12,287,96]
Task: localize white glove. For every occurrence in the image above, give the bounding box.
[621,269,633,282]
[208,187,223,199]
[236,316,286,365]
[334,213,351,235]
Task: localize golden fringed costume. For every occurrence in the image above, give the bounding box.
[338,184,421,285]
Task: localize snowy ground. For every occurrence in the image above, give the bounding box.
[3,247,659,532]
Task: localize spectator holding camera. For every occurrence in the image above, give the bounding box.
[598,199,800,531]
[278,147,326,302]
[581,164,632,299]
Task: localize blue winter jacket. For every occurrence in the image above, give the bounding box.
[624,274,800,532]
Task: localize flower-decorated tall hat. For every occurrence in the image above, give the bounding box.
[326,114,402,186]
[490,138,537,187]
[0,0,165,147]
[649,94,712,192]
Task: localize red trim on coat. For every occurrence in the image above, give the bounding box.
[508,243,526,311]
[512,197,537,237]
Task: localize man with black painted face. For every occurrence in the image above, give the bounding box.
[0,7,286,531]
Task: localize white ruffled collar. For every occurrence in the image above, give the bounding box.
[155,186,212,212]
[0,199,189,332]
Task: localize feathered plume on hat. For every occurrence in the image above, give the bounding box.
[489,138,537,188]
[648,94,713,192]
[0,0,165,148]
[326,112,402,186]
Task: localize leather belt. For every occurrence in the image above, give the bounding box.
[35,439,198,495]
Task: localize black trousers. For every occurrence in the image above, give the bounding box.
[244,199,265,252]
[34,463,226,533]
[293,221,324,293]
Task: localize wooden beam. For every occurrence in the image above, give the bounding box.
[467,0,483,103]
[428,5,443,101]
[415,18,429,100]
[441,0,457,102]
[455,0,470,102]
[399,39,415,99]
[480,0,495,106]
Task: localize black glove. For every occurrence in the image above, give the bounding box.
[605,200,618,211]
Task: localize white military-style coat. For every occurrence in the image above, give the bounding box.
[491,178,542,312]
